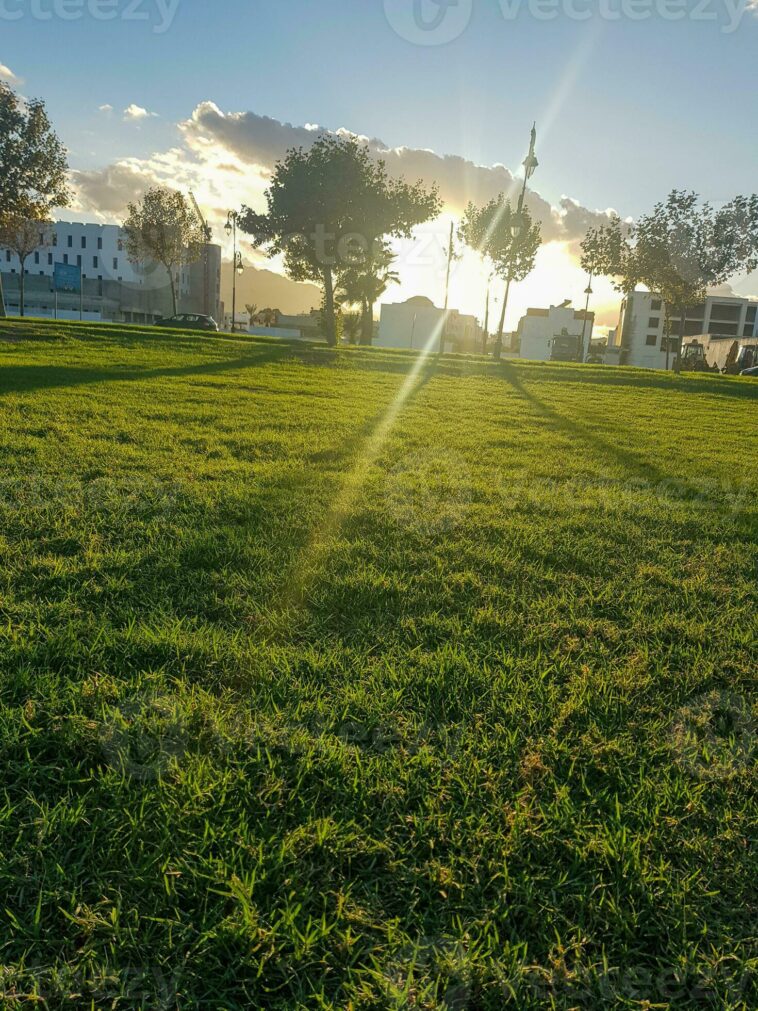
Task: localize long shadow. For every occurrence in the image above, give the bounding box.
[0,346,292,396]
[499,362,716,496]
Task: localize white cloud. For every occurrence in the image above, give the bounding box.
[123,104,158,122]
[178,103,616,244]
[98,104,114,115]
[0,62,21,85]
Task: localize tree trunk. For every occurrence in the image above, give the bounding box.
[19,267,25,318]
[168,266,178,316]
[494,276,512,361]
[664,311,671,372]
[674,306,686,375]
[0,273,6,318]
[360,299,373,346]
[322,268,336,347]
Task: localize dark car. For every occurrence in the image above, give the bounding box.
[155,313,219,332]
[740,365,758,377]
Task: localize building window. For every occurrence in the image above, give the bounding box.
[34,252,40,264]
[63,254,68,265]
[5,250,10,262]
[708,322,739,336]
[81,236,87,249]
[93,256,98,269]
[117,239,123,251]
[67,235,73,248]
[710,303,740,323]
[48,253,53,265]
[52,233,57,247]
[648,317,659,329]
[651,299,662,311]
[76,255,82,267]
[97,237,103,250]
[113,257,118,270]
[646,333,658,346]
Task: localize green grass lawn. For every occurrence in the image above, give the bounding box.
[0,318,755,1009]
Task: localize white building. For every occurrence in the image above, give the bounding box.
[610,291,758,370]
[516,301,594,362]
[378,296,481,353]
[0,220,222,323]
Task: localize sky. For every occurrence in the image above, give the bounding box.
[2,0,758,328]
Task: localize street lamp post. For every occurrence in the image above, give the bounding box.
[579,273,593,362]
[494,123,539,362]
[225,211,244,331]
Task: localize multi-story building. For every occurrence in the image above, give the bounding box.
[0,220,222,324]
[609,291,758,370]
[515,301,594,361]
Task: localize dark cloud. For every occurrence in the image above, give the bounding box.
[71,104,620,250]
[182,103,616,243]
[71,162,158,215]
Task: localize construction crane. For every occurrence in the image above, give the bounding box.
[189,190,213,317]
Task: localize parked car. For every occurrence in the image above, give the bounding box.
[155,313,219,332]
[739,365,758,377]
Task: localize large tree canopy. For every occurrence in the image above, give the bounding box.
[238,136,440,346]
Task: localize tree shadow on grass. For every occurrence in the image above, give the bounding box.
[499,362,716,498]
[0,345,293,396]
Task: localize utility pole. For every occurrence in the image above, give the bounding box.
[440,220,454,355]
[483,276,491,356]
[225,211,244,332]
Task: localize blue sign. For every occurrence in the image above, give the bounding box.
[53,262,81,293]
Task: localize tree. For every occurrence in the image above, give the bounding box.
[459,196,541,354]
[238,135,439,346]
[122,187,205,316]
[336,242,399,346]
[0,82,69,317]
[0,215,53,317]
[245,303,259,326]
[582,191,758,372]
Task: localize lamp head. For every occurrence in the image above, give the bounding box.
[523,153,539,179]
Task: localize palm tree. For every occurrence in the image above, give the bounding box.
[337,244,399,345]
[245,303,258,326]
